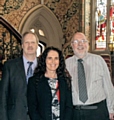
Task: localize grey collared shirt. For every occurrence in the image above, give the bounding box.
[66,53,114,113]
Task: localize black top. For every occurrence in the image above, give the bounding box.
[27,75,73,120]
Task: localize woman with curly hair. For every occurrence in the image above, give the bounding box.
[27,46,73,120]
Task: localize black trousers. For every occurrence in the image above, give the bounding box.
[27,115,31,120]
[73,100,110,120]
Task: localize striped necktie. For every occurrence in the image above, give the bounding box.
[27,61,33,83]
[78,59,88,103]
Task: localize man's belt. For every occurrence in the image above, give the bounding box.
[73,100,106,110]
[73,105,98,110]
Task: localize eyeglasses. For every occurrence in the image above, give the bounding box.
[72,39,88,44]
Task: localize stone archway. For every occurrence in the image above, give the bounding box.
[19,5,64,50]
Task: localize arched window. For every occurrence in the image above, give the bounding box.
[30,28,46,57]
[95,0,107,49]
[91,0,114,54]
[37,42,46,57]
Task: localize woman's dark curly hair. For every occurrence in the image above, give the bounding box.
[34,46,72,89]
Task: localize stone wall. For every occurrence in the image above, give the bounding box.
[0,0,91,57]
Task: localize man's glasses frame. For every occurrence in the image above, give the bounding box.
[72,39,88,44]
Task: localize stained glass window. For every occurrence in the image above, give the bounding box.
[95,0,107,49]
[95,0,114,51]
[109,0,114,51]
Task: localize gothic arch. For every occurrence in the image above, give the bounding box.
[19,5,64,50]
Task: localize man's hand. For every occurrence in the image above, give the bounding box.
[110,113,114,120]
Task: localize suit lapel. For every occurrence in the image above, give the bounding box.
[15,57,26,83]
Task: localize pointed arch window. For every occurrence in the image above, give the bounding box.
[30,28,46,56]
[92,0,114,53]
[95,0,107,49]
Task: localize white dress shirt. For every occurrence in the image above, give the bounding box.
[66,53,114,113]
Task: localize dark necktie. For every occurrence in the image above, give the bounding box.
[27,61,33,82]
[78,59,88,103]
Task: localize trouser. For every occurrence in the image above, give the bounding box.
[27,115,31,120]
[73,100,110,120]
[27,111,31,120]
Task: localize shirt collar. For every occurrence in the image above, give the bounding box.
[73,52,89,62]
[23,56,37,68]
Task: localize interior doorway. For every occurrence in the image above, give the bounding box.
[19,4,64,55]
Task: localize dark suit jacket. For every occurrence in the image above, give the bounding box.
[27,75,73,120]
[0,57,28,120]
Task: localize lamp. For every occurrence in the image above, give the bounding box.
[108,35,114,55]
[108,42,114,55]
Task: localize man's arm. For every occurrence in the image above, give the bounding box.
[0,62,10,120]
[101,57,114,119]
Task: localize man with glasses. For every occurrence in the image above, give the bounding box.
[66,32,114,120]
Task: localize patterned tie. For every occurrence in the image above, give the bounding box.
[78,59,88,103]
[27,61,33,83]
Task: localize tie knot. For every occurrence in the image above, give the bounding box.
[78,59,83,62]
[27,61,33,66]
